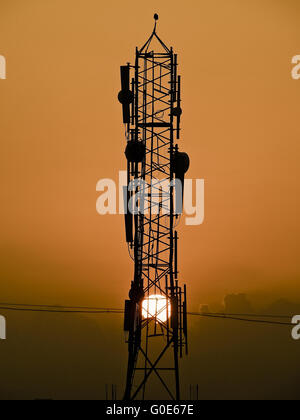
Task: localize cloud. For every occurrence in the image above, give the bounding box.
[224,293,253,314]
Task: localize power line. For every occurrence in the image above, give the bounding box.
[188,312,291,326]
[0,302,121,311]
[0,302,293,319]
[0,303,293,327]
[196,312,292,319]
[0,305,123,314]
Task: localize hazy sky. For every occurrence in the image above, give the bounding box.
[0,0,300,400]
[1,0,299,309]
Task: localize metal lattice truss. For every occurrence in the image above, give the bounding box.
[121,24,188,401]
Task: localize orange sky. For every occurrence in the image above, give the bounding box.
[0,0,300,310]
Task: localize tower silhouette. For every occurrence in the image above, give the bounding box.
[118,15,189,401]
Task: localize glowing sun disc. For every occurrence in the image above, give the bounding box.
[142,294,171,323]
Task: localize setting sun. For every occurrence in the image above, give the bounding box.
[142,295,171,323]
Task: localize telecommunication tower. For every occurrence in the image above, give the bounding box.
[118,15,189,401]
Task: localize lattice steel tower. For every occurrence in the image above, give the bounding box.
[118,15,189,401]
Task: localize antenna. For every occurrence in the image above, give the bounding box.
[118,65,133,124]
[153,13,159,33]
[118,16,190,401]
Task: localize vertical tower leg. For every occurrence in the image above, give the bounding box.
[174,343,180,401]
